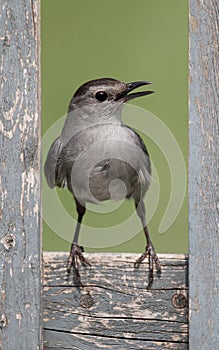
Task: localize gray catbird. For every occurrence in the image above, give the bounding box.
[44,78,161,287]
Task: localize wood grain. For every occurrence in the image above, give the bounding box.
[189,0,219,349]
[0,1,42,349]
[43,252,188,349]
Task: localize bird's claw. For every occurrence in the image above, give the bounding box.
[67,243,91,287]
[134,243,161,288]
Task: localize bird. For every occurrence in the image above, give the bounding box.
[44,78,161,287]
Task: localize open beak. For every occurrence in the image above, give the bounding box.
[115,81,154,101]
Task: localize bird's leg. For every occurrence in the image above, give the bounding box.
[134,200,161,287]
[67,200,91,286]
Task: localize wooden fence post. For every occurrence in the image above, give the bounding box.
[189,0,218,349]
[0,1,42,349]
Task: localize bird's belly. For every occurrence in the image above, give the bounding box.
[71,158,144,203]
[65,128,151,203]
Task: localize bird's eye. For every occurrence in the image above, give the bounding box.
[95,91,108,102]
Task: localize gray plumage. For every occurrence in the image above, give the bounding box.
[44,78,161,287]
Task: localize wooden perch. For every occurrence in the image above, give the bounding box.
[43,253,188,349]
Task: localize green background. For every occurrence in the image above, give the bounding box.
[42,0,188,253]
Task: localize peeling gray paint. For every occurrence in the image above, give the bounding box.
[43,253,188,349]
[189,0,219,349]
[0,1,42,349]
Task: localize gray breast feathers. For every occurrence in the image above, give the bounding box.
[47,124,151,202]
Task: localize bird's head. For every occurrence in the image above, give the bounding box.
[68,78,154,121]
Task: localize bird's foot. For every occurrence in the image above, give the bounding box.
[134,243,161,288]
[67,243,91,287]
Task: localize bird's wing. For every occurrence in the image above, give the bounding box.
[124,125,150,158]
[44,136,64,188]
[117,126,152,202]
[54,131,90,190]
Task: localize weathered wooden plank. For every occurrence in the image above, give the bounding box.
[43,330,188,350]
[44,288,188,341]
[43,252,188,290]
[43,253,188,349]
[189,0,219,349]
[0,1,42,349]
